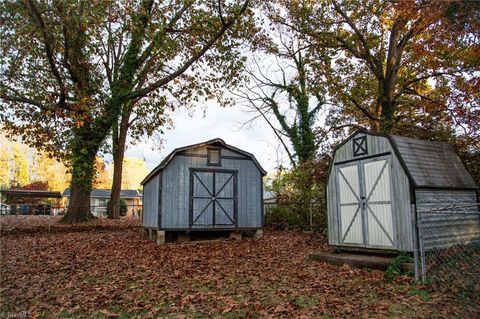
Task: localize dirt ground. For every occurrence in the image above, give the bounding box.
[0,216,477,318]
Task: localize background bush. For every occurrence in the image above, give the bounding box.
[264,156,330,232]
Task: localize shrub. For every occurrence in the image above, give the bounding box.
[384,253,414,282]
[264,157,330,231]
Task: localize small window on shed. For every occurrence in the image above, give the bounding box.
[353,136,368,156]
[207,148,221,166]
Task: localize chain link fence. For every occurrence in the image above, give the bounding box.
[416,203,480,301]
[264,200,327,231]
[0,204,143,218]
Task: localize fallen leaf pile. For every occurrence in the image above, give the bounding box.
[0,216,477,318]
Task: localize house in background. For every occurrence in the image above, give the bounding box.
[62,189,142,217]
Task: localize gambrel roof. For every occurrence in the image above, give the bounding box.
[332,130,477,190]
[141,138,266,185]
[389,135,477,189]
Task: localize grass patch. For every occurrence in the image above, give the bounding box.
[384,253,413,282]
[388,303,415,317]
[408,287,430,301]
[292,295,318,309]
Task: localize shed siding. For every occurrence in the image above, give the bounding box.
[416,189,479,249]
[326,169,337,246]
[160,146,262,229]
[142,174,159,228]
[334,133,391,163]
[180,145,247,158]
[327,133,413,251]
[222,149,248,158]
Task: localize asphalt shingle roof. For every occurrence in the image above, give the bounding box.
[62,189,141,198]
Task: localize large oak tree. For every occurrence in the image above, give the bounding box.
[292,0,479,137]
[1,0,251,222]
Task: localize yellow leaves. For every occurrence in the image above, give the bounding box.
[121,157,149,190]
[93,157,149,190]
[0,131,71,191]
[34,151,70,192]
[93,157,111,189]
[76,120,85,128]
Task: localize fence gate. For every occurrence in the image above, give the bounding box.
[336,156,395,248]
[190,169,237,227]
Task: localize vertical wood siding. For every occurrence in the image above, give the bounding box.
[178,146,247,158]
[327,133,413,251]
[142,174,159,228]
[143,145,262,230]
[363,158,395,248]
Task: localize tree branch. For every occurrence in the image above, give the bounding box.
[137,0,195,66]
[346,95,379,121]
[24,0,67,107]
[247,100,296,167]
[1,86,49,111]
[129,0,250,100]
[331,0,382,79]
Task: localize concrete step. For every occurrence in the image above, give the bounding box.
[308,252,413,271]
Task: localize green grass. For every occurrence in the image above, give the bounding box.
[408,287,430,301]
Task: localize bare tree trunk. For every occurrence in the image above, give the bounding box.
[108,115,129,219]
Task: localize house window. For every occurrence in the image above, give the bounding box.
[207,148,221,166]
[353,136,368,156]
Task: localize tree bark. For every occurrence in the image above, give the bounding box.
[378,70,397,133]
[64,185,93,223]
[108,114,129,219]
[379,98,395,133]
[62,133,98,223]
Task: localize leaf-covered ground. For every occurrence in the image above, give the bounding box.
[0,216,477,318]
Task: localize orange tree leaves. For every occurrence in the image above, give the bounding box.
[278,0,479,137]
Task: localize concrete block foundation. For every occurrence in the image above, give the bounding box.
[229,231,242,241]
[143,228,165,245]
[253,229,263,238]
[156,230,165,245]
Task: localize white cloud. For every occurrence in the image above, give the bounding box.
[124,101,290,174]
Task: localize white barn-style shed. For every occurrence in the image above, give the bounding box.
[141,138,266,243]
[326,130,478,252]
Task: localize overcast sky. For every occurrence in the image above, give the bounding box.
[124,101,289,174]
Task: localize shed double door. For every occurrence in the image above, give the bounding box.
[336,156,395,248]
[190,169,237,228]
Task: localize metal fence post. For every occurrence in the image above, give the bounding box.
[411,204,420,282]
[309,200,313,230]
[417,214,427,283]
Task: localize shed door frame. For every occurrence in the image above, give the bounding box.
[335,154,396,249]
[189,168,238,228]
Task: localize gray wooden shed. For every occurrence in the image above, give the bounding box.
[326,130,478,252]
[141,138,266,241]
